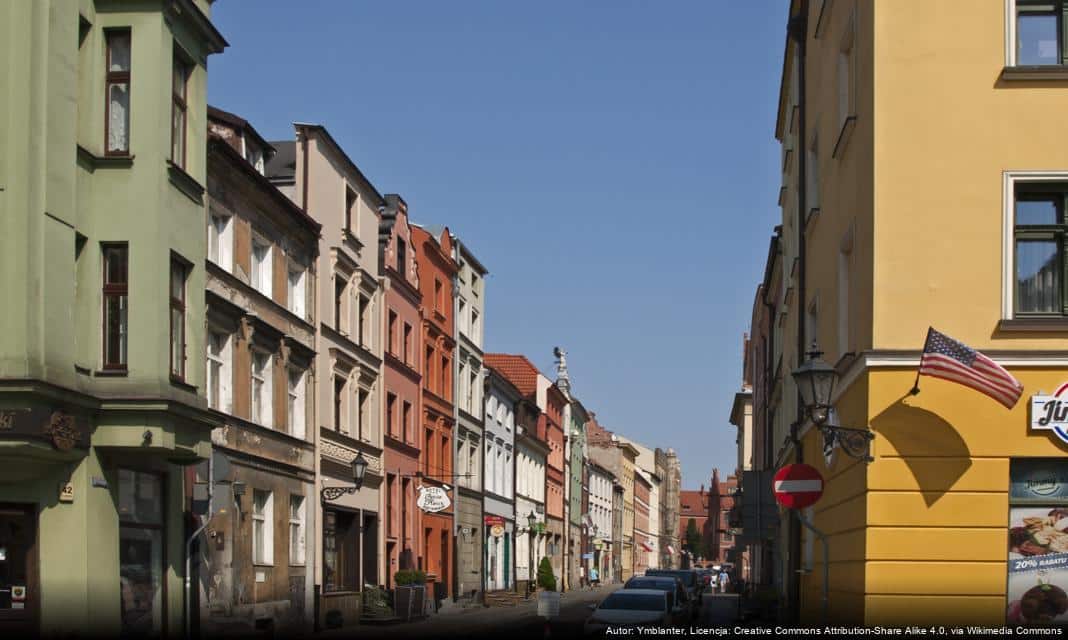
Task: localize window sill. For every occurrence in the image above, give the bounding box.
[832,116,856,159]
[170,376,198,393]
[252,562,275,568]
[997,318,1068,332]
[167,160,205,205]
[1000,66,1068,82]
[96,368,128,377]
[77,145,134,171]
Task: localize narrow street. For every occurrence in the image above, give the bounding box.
[323,589,746,639]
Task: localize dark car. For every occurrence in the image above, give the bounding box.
[584,589,673,635]
[645,569,702,608]
[624,575,696,622]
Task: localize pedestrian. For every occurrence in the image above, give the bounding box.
[718,570,730,594]
[590,566,600,587]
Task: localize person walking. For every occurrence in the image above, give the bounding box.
[718,570,730,594]
[590,566,600,587]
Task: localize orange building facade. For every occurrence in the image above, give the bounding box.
[412,224,457,598]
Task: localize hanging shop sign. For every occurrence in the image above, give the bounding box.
[416,486,451,513]
[484,515,506,526]
[1031,385,1068,445]
[491,524,505,538]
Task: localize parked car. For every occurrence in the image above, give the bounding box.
[584,589,674,636]
[623,575,696,622]
[645,569,702,608]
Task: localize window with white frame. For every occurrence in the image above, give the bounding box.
[251,237,273,299]
[469,368,479,412]
[208,213,233,271]
[356,386,369,441]
[458,360,468,412]
[252,351,272,428]
[358,293,371,347]
[471,309,481,345]
[458,434,470,488]
[1012,0,1068,66]
[288,261,306,320]
[253,489,274,565]
[486,440,496,494]
[289,494,306,565]
[207,331,232,412]
[458,298,468,335]
[467,439,479,489]
[288,368,306,439]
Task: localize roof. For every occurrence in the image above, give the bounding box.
[293,123,384,204]
[265,140,296,181]
[207,105,274,157]
[484,354,540,397]
[679,490,708,515]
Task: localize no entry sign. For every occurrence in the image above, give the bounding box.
[773,463,824,509]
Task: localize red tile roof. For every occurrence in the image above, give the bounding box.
[484,353,540,397]
[679,490,708,515]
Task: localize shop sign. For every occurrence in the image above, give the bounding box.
[1031,386,1068,445]
[484,514,505,526]
[491,524,505,538]
[416,486,450,513]
[1011,460,1068,501]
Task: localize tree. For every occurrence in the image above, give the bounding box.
[684,518,701,556]
[537,556,557,591]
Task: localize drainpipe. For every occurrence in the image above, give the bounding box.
[787,0,809,625]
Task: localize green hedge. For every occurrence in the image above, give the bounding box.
[394,569,427,586]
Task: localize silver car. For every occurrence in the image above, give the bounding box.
[584,589,673,636]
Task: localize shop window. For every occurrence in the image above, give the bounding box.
[323,509,358,592]
[1008,459,1068,624]
[118,469,163,636]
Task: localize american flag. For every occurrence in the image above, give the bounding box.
[918,328,1023,409]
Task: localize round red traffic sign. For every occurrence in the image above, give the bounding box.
[773,463,824,510]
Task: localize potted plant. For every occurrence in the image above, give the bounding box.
[393,570,428,621]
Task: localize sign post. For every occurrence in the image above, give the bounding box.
[773,464,829,625]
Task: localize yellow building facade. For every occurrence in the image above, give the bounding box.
[770,0,1068,626]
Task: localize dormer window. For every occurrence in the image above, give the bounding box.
[245,141,264,175]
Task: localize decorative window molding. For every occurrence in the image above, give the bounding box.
[1002,171,1068,320]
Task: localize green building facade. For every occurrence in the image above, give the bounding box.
[0,0,225,635]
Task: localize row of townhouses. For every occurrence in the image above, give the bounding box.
[0,2,682,635]
[726,0,1068,628]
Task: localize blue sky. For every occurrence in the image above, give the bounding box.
[208,1,787,489]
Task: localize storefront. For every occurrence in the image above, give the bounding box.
[484,515,513,592]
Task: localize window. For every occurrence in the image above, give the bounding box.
[345,187,357,234]
[468,440,479,488]
[1015,0,1067,66]
[171,48,190,168]
[403,401,412,443]
[471,309,481,344]
[441,356,449,398]
[207,331,232,412]
[356,387,368,441]
[246,142,264,175]
[252,490,274,565]
[251,237,273,299]
[289,495,306,565]
[468,369,478,413]
[807,297,819,353]
[396,238,406,274]
[252,351,272,428]
[403,323,412,364]
[837,16,856,132]
[105,30,130,155]
[1014,183,1068,314]
[434,279,443,312]
[425,346,434,389]
[458,360,468,411]
[424,429,433,474]
[288,368,306,438]
[388,310,397,354]
[457,435,469,488]
[288,262,307,319]
[387,393,397,437]
[358,295,371,347]
[117,469,163,636]
[169,258,187,379]
[838,227,853,356]
[102,243,128,369]
[334,276,346,332]
[208,213,232,271]
[334,376,346,432]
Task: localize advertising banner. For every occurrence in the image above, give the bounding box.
[1007,506,1068,625]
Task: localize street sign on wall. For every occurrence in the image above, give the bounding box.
[773,463,824,510]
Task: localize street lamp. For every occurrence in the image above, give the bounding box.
[321,451,370,503]
[791,343,874,462]
[528,511,537,592]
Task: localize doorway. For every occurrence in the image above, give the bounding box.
[0,503,37,636]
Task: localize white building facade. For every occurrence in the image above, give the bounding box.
[588,462,615,582]
[515,428,548,589]
[484,370,519,592]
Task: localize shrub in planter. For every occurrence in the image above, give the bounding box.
[395,569,427,586]
[536,557,557,591]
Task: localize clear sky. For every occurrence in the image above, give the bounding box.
[208,1,788,490]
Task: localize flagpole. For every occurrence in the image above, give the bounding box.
[910,327,933,396]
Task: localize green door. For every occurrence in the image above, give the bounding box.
[504,533,510,588]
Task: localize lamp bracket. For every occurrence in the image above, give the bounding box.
[819,424,874,463]
[321,486,358,503]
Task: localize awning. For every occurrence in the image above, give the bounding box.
[640,540,655,552]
